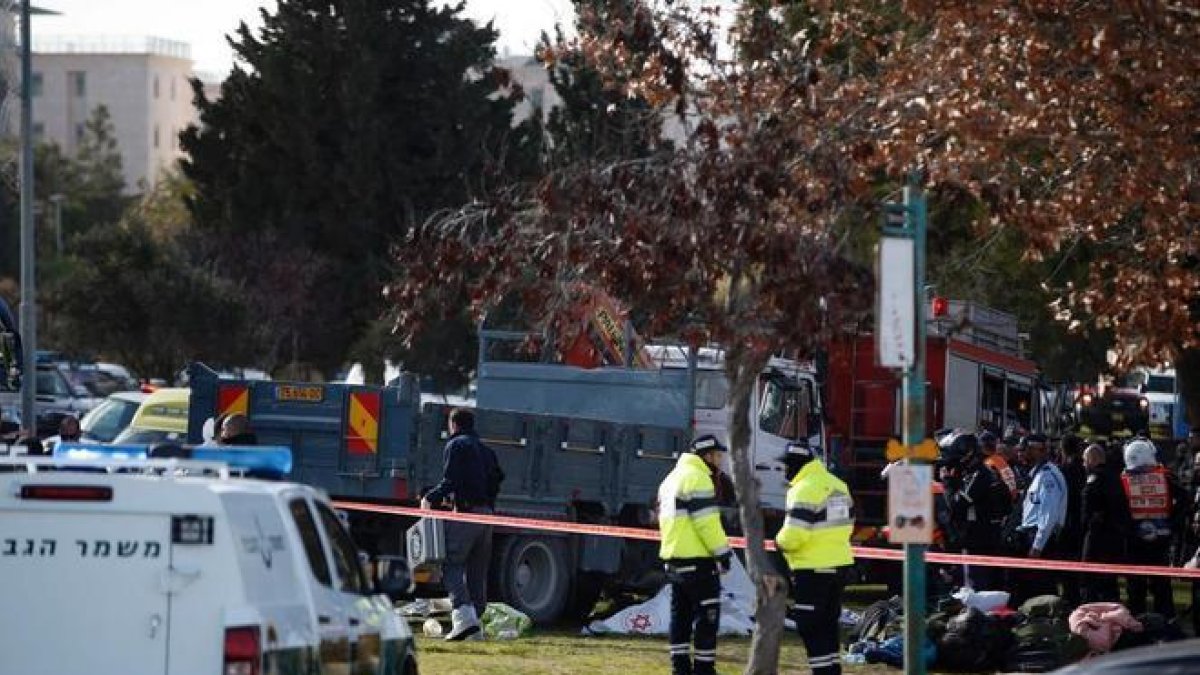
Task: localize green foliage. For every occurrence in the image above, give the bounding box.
[0,106,130,279]
[539,1,667,167]
[180,0,531,375]
[42,209,248,379]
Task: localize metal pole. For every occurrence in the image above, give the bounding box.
[18,0,36,435]
[902,175,928,675]
[51,193,63,255]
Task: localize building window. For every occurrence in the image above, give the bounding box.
[30,72,42,97]
[74,123,85,144]
[32,122,43,140]
[153,124,160,149]
[170,77,175,101]
[68,71,86,97]
[153,75,160,99]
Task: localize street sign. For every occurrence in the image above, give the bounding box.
[877,236,915,368]
[887,464,933,545]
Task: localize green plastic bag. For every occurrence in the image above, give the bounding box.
[481,603,533,640]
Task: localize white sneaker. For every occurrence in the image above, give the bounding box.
[444,605,480,641]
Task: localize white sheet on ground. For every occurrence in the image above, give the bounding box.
[584,557,756,636]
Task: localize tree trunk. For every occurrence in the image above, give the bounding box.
[726,349,789,675]
[1177,346,1200,432]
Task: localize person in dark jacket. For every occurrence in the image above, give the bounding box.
[939,431,1004,590]
[421,408,503,641]
[1058,434,1087,606]
[1080,443,1130,603]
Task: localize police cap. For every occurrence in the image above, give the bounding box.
[689,434,727,454]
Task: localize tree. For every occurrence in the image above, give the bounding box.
[180,0,536,376]
[538,0,671,168]
[388,1,1198,670]
[42,218,247,379]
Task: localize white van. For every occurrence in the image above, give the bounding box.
[0,446,418,675]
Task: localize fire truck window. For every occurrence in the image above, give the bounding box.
[695,371,729,410]
[979,374,1006,431]
[1007,382,1033,431]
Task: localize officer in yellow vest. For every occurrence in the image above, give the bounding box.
[776,442,854,675]
[658,434,732,675]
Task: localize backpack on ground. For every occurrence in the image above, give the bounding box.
[1004,611,1089,672]
[935,606,1014,671]
[1020,594,1070,622]
[851,596,903,644]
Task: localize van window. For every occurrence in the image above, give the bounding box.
[315,503,369,595]
[289,498,332,586]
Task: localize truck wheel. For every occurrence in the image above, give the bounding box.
[495,536,569,623]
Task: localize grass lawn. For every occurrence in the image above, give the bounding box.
[411,581,1198,674]
[415,631,899,675]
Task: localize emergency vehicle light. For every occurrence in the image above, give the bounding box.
[189,446,293,478]
[55,443,148,460]
[54,443,293,477]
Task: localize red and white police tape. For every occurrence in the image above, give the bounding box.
[333,500,1200,580]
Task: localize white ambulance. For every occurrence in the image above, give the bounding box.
[0,444,418,675]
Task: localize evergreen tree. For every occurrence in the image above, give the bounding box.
[180,0,531,375]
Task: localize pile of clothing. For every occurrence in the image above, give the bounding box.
[846,590,1187,672]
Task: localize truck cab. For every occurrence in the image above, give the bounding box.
[0,445,418,675]
[642,345,824,509]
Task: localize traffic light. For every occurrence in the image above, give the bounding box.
[930,296,949,318]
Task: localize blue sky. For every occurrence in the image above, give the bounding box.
[36,0,575,75]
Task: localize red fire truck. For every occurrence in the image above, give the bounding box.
[823,301,1047,525]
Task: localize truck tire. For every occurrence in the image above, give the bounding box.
[495,535,570,623]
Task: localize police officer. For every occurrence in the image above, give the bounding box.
[1121,438,1181,618]
[1012,433,1068,606]
[658,434,732,675]
[776,442,854,675]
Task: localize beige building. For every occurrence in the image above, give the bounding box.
[31,35,198,193]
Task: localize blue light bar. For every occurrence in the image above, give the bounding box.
[56,443,148,460]
[191,446,293,477]
[54,443,293,477]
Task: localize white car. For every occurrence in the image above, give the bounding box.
[0,446,419,675]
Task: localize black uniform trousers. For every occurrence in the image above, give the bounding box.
[1126,537,1176,618]
[789,568,846,675]
[666,559,722,675]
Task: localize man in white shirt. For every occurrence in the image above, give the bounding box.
[1012,433,1067,604]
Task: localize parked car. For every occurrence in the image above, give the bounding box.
[111,387,188,445]
[80,391,148,443]
[0,363,101,436]
[65,362,140,398]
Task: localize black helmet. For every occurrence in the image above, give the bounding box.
[938,430,980,465]
[689,434,727,455]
